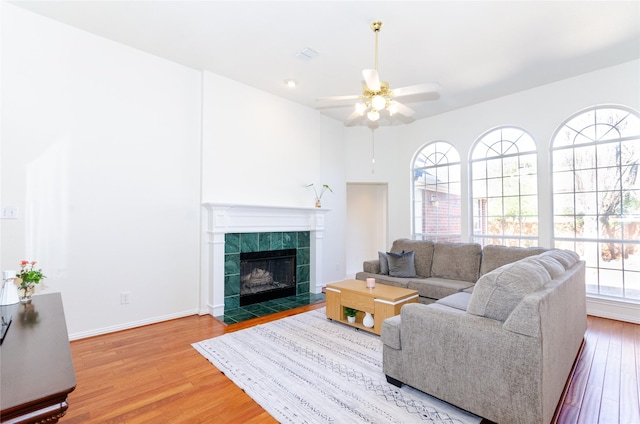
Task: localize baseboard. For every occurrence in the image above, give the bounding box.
[586,297,640,324]
[68,308,200,340]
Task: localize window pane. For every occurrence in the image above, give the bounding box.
[574,145,596,169]
[487,197,503,216]
[486,158,502,178]
[597,142,621,168]
[486,178,502,197]
[554,216,577,238]
[575,169,596,192]
[554,171,574,193]
[553,149,574,171]
[554,193,575,215]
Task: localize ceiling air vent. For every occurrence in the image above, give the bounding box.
[295,47,319,61]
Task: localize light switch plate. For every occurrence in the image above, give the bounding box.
[1,206,18,219]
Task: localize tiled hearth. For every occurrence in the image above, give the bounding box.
[223,231,310,310]
[201,203,329,317]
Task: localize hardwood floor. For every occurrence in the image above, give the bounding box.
[62,305,639,423]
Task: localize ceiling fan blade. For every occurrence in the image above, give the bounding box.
[389,100,415,117]
[362,69,381,91]
[393,82,441,98]
[316,94,361,102]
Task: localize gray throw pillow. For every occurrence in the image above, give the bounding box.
[387,250,417,278]
[378,251,389,275]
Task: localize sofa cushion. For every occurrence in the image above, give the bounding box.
[431,242,482,283]
[540,249,580,269]
[467,259,551,322]
[480,245,548,275]
[390,239,434,278]
[387,251,417,278]
[435,292,472,311]
[408,277,473,300]
[527,255,565,279]
[378,252,390,275]
[363,259,381,274]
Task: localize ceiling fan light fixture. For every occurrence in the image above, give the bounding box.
[388,102,398,116]
[355,102,367,116]
[371,94,386,110]
[367,109,380,121]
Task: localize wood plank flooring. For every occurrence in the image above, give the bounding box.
[61,306,639,423]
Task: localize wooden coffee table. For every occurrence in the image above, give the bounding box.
[325,279,419,335]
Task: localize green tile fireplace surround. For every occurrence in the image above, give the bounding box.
[223,231,311,310]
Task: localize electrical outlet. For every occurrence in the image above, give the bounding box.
[1,206,19,219]
[120,291,131,304]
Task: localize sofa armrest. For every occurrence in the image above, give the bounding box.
[398,303,543,424]
[363,259,381,274]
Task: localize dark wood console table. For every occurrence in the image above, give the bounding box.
[1,293,76,423]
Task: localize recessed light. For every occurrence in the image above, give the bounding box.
[285,79,297,88]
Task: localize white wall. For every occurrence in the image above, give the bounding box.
[1,4,202,338]
[201,71,347,283]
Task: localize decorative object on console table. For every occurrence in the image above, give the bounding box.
[306,183,333,208]
[15,260,46,304]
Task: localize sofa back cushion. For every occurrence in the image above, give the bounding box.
[467,259,551,322]
[390,239,434,278]
[539,249,580,270]
[527,255,565,279]
[430,242,482,283]
[480,245,547,275]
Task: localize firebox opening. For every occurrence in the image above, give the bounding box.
[239,248,297,306]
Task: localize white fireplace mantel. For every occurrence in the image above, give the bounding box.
[200,203,329,316]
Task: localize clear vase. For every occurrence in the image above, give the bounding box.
[19,284,35,304]
[315,198,321,208]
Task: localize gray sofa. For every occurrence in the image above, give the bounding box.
[356,239,547,304]
[381,248,587,424]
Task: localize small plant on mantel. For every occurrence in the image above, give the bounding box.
[306,183,333,208]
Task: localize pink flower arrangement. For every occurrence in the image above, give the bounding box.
[16,260,46,287]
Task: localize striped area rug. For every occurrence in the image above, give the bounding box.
[193,308,481,424]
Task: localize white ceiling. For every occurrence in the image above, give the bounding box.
[9,1,640,126]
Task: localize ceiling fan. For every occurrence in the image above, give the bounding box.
[317,21,441,126]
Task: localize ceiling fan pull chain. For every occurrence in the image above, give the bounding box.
[371,128,376,174]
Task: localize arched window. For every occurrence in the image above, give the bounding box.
[470,127,538,247]
[552,106,640,301]
[412,141,461,242]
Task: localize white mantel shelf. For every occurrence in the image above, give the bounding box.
[202,203,329,234]
[200,203,330,317]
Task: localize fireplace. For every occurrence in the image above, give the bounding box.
[240,248,296,306]
[201,203,329,317]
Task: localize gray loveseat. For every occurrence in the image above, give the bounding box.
[381,248,587,424]
[356,239,548,304]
